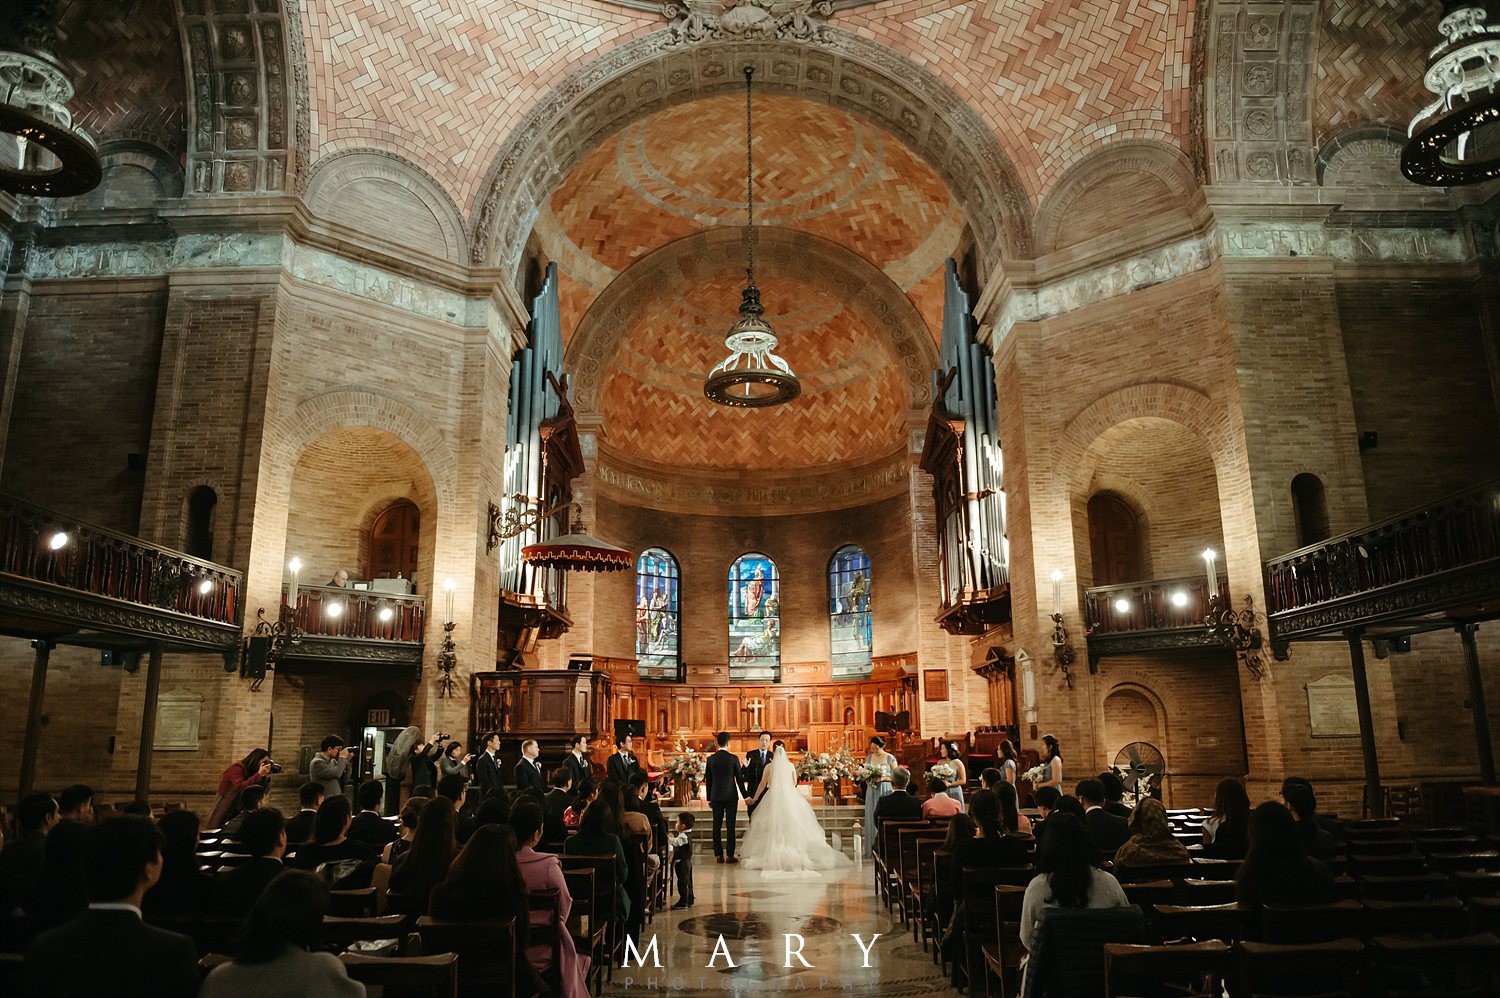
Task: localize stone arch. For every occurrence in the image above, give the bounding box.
[174,0,309,195]
[471,33,1034,280]
[1060,383,1238,491]
[67,141,184,211]
[305,149,468,261]
[1102,679,1169,768]
[566,226,940,415]
[266,389,458,508]
[1317,124,1406,187]
[1034,141,1203,256]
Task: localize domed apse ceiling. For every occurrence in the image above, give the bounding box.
[541,93,958,474]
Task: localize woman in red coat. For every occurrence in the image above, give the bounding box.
[208,748,272,830]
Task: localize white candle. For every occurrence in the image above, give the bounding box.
[287,557,301,606]
[1203,548,1217,596]
[444,578,455,621]
[1049,569,1063,615]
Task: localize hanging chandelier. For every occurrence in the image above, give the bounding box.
[0,0,100,197]
[1402,2,1500,187]
[704,67,800,409]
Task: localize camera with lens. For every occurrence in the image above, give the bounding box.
[434,732,451,742]
[267,760,284,774]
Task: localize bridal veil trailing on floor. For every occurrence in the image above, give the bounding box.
[739,746,854,880]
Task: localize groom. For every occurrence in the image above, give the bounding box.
[705,731,743,864]
[742,730,772,816]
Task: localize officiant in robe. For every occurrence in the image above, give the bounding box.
[742,732,772,816]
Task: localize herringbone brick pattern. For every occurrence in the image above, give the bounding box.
[1314,0,1435,142]
[839,0,1198,202]
[54,0,185,155]
[596,269,908,470]
[300,0,659,210]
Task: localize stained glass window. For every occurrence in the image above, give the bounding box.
[829,545,873,679]
[635,548,680,681]
[728,552,780,682]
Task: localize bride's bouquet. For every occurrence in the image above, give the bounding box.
[853,761,888,783]
[928,761,956,783]
[1021,763,1049,784]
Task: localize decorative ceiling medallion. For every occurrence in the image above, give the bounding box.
[662,1,834,46]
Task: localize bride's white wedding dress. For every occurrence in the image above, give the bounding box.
[739,747,853,879]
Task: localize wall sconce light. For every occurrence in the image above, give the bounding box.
[46,530,69,550]
[1201,547,1267,679]
[1047,570,1075,688]
[436,619,458,699]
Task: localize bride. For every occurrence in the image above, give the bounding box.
[739,744,853,878]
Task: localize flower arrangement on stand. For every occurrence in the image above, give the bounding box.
[1116,767,1156,809]
[663,736,706,806]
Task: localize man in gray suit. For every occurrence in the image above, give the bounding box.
[704,731,743,864]
[309,734,352,799]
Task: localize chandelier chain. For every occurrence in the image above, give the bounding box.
[744,65,755,283]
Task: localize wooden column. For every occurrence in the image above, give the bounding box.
[19,638,53,796]
[135,642,164,802]
[1459,623,1496,785]
[1346,629,1383,818]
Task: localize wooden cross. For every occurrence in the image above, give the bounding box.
[745,698,764,730]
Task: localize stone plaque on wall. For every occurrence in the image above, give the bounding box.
[154,689,204,751]
[1305,674,1359,737]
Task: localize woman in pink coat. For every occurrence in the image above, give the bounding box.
[510,802,591,998]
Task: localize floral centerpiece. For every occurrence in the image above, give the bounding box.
[1021,763,1049,785]
[796,752,833,782]
[663,736,707,805]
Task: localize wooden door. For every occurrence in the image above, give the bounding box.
[1087,492,1143,585]
[369,501,420,580]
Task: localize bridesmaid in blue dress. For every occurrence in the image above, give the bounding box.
[862,736,895,857]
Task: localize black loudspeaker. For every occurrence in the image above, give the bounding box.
[242,637,269,679]
[613,718,645,742]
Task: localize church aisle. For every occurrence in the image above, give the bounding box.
[602,857,956,997]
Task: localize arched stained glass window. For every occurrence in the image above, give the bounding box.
[635,548,681,681]
[829,545,873,679]
[728,553,780,682]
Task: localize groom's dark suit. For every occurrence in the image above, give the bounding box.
[704,747,743,860]
[742,746,771,816]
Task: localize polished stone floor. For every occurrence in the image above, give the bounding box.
[601,854,958,997]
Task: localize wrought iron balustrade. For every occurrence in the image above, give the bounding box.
[1264,479,1500,646]
[0,493,241,645]
[1083,575,1230,670]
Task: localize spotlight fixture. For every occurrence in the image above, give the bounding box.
[46,530,68,550]
[1402,3,1500,187]
[1170,591,1188,608]
[704,67,800,408]
[197,578,214,595]
[0,0,101,197]
[377,605,394,623]
[325,602,343,619]
[1113,598,1132,615]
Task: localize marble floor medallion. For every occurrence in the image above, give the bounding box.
[602,856,958,996]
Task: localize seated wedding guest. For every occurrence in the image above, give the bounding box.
[412,784,435,800]
[511,803,592,998]
[0,793,58,913]
[564,785,598,829]
[1019,812,1130,954]
[23,817,199,998]
[980,767,1004,793]
[1111,799,1191,881]
[211,808,287,918]
[874,768,923,825]
[200,870,364,998]
[1078,779,1130,858]
[563,799,630,920]
[285,782,324,844]
[22,820,88,930]
[382,799,423,865]
[1099,772,1133,819]
[1281,777,1337,860]
[436,773,468,809]
[599,782,646,936]
[289,796,376,889]
[57,784,94,824]
[1235,801,1337,911]
[348,780,399,847]
[630,772,667,855]
[221,783,268,838]
[428,823,526,922]
[936,814,976,927]
[544,768,575,847]
[996,781,1033,836]
[142,809,210,918]
[958,790,1030,873]
[922,776,963,818]
[461,789,509,845]
[1202,778,1251,860]
[388,796,458,911]
[122,800,152,817]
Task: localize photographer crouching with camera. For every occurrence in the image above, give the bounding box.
[208,748,283,829]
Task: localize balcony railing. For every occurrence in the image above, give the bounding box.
[279,584,426,667]
[1264,478,1500,643]
[0,493,241,648]
[1083,575,1229,670]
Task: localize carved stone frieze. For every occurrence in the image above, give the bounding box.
[287,245,472,325]
[595,448,910,513]
[284,637,424,666]
[660,1,834,45]
[1218,222,1469,263]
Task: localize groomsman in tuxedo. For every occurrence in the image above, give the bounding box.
[514,739,546,802]
[607,733,642,784]
[563,734,595,800]
[742,730,773,815]
[704,731,743,863]
[472,732,502,802]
